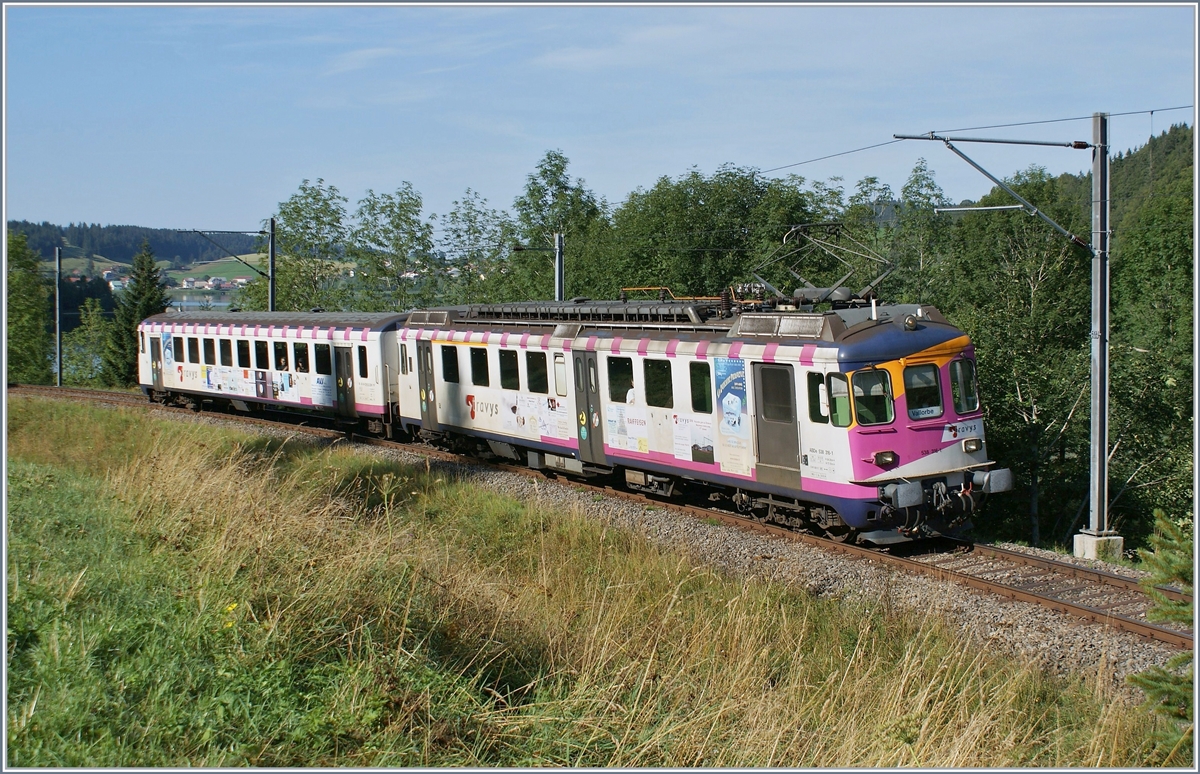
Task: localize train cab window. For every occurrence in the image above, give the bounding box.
[827,373,852,427]
[470,347,489,386]
[690,362,712,414]
[236,340,251,369]
[904,364,943,420]
[293,343,310,373]
[852,369,894,426]
[608,357,633,403]
[949,358,979,414]
[759,366,794,423]
[173,337,184,363]
[400,344,408,375]
[219,339,233,367]
[441,345,460,383]
[255,341,269,370]
[188,338,200,364]
[644,359,674,409]
[274,342,289,371]
[357,346,368,379]
[203,338,216,365]
[315,343,332,376]
[499,350,520,390]
[807,372,829,423]
[526,352,548,394]
[554,354,568,397]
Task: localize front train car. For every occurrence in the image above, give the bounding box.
[816,304,1012,543]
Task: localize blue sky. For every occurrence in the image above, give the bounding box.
[4,4,1195,231]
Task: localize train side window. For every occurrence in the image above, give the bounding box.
[608,357,633,403]
[807,372,829,423]
[760,366,794,423]
[949,358,979,414]
[441,345,460,383]
[203,338,216,365]
[188,337,200,364]
[274,342,289,371]
[358,346,368,379]
[315,344,332,375]
[470,347,489,386]
[904,364,943,420]
[690,362,712,413]
[400,344,408,375]
[852,369,894,425]
[827,373,852,427]
[644,359,673,408]
[255,341,269,370]
[294,343,310,373]
[573,357,583,391]
[174,337,185,363]
[139,332,145,353]
[526,352,548,394]
[236,340,251,369]
[555,354,568,397]
[219,339,233,367]
[499,350,520,390]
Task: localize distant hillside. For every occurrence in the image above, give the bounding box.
[7,221,259,267]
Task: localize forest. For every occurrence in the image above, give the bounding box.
[6,220,257,267]
[7,123,1193,550]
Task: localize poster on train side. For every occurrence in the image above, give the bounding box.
[714,357,751,476]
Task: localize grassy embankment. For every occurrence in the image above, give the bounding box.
[6,397,1172,766]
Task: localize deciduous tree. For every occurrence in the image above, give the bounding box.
[5,230,52,384]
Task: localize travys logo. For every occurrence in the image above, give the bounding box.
[465,395,499,419]
[942,419,982,443]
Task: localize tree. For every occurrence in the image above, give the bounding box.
[237,179,350,312]
[1127,509,1193,765]
[506,150,608,300]
[934,167,1091,545]
[62,298,110,387]
[438,189,516,306]
[350,184,436,311]
[6,230,52,384]
[101,240,169,386]
[891,159,951,304]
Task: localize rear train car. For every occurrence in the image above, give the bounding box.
[137,311,407,432]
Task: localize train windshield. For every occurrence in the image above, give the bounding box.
[904,364,943,420]
[949,359,979,414]
[851,369,894,425]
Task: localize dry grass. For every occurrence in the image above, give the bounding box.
[7,396,1165,766]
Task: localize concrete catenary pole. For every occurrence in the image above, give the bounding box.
[554,232,565,302]
[268,217,277,312]
[55,246,62,387]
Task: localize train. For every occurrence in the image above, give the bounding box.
[137,293,1012,545]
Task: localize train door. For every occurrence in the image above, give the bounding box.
[752,363,802,489]
[416,340,438,430]
[572,351,605,464]
[149,337,163,389]
[335,346,357,418]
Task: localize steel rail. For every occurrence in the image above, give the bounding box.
[12,384,1192,650]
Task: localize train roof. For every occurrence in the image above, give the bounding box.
[141,311,410,331]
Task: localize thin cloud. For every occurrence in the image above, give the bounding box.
[324,46,399,76]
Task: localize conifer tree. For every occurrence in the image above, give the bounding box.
[5,230,53,384]
[101,240,169,386]
[1128,508,1194,764]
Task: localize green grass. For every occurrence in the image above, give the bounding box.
[6,396,1172,766]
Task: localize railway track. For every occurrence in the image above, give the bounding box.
[10,384,1193,650]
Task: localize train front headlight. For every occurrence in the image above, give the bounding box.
[962,438,983,453]
[873,450,897,466]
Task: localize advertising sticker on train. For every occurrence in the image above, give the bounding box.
[715,357,751,476]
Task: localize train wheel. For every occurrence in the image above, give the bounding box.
[824,526,858,543]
